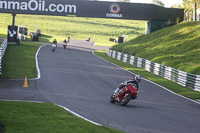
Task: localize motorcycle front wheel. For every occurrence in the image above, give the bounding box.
[120,94,131,106]
[110,94,115,103]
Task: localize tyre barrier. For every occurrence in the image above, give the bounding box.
[0,39,8,76]
[107,49,200,92]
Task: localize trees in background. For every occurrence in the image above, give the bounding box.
[152,0,165,7]
[183,0,200,21]
[171,0,200,21]
[193,0,200,21]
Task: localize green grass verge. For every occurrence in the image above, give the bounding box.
[2,42,41,79]
[0,13,146,46]
[111,21,200,75]
[0,101,124,133]
[94,51,200,100]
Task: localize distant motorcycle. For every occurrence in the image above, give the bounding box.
[63,42,67,49]
[51,43,57,52]
[110,82,139,106]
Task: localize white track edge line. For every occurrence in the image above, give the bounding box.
[4,44,46,81]
[0,99,102,126]
[33,45,43,80]
[92,51,200,105]
[56,104,102,126]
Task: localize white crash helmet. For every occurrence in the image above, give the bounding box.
[135,75,142,83]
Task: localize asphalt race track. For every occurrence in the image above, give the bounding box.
[36,40,200,133]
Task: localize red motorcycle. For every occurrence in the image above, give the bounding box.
[110,83,139,106]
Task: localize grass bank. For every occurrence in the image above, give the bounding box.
[2,42,41,79]
[111,22,200,75]
[94,51,200,100]
[0,101,124,133]
[0,13,145,46]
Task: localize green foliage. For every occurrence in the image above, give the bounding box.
[152,0,165,7]
[183,0,200,21]
[0,13,145,46]
[94,51,200,100]
[111,22,200,75]
[0,101,124,133]
[2,42,41,79]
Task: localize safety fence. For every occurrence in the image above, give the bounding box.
[107,49,200,92]
[0,39,8,76]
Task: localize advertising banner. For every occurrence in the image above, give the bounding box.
[0,0,184,21]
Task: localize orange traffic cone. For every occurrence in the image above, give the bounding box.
[23,76,29,87]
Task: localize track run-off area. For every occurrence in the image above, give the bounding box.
[32,40,200,133]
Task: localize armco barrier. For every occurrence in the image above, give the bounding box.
[107,49,200,92]
[0,39,8,76]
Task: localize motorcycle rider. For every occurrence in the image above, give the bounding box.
[63,39,67,44]
[63,39,67,49]
[52,39,57,48]
[53,39,57,44]
[67,36,70,43]
[114,75,142,95]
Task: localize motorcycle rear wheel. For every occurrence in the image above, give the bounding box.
[120,94,131,106]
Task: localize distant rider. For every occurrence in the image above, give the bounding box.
[63,39,67,49]
[67,36,70,43]
[114,75,142,95]
[63,39,67,45]
[52,39,57,48]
